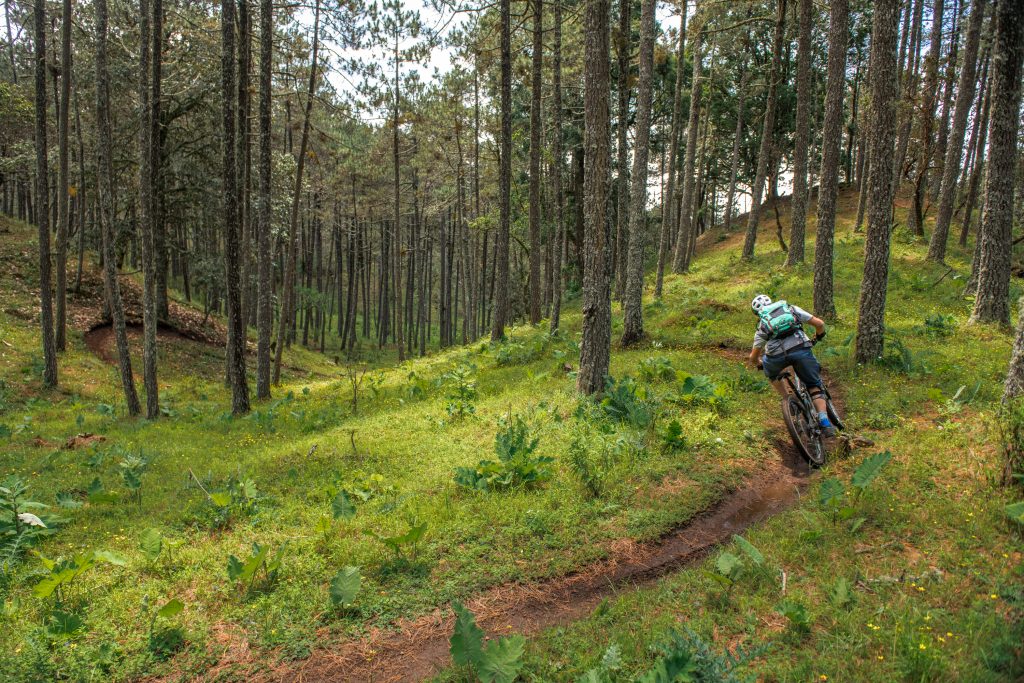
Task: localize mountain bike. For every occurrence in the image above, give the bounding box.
[776,341,844,466]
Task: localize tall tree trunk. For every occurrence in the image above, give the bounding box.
[528,0,543,324]
[139,0,159,418]
[893,0,925,195]
[55,0,71,352]
[813,0,849,319]
[741,0,787,260]
[491,0,512,341]
[620,0,656,345]
[391,31,405,361]
[613,0,632,299]
[577,0,612,395]
[928,0,987,261]
[786,0,813,266]
[907,0,945,237]
[153,0,168,322]
[238,0,252,330]
[854,0,901,363]
[273,0,319,382]
[723,32,750,234]
[34,0,57,387]
[969,0,1023,326]
[654,6,687,296]
[96,0,140,413]
[672,19,704,273]
[960,60,991,251]
[549,0,565,332]
[256,0,273,399]
[931,0,962,206]
[222,0,249,414]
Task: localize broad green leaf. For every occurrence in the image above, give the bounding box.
[332,490,356,520]
[156,599,184,619]
[209,492,232,507]
[850,517,867,534]
[851,451,892,490]
[1005,501,1024,525]
[450,600,485,668]
[715,552,741,579]
[819,478,845,507]
[733,535,764,566]
[47,609,85,636]
[93,550,126,566]
[140,528,163,562]
[637,645,696,683]
[227,555,244,581]
[56,492,83,509]
[478,635,526,683]
[329,566,361,607]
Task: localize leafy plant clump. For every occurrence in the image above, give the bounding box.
[454,415,553,492]
[226,542,287,593]
[450,600,526,683]
[600,376,655,428]
[443,364,479,419]
[639,356,677,383]
[819,450,892,529]
[1,476,57,571]
[672,373,731,411]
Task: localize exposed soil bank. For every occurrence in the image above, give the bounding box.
[267,447,812,683]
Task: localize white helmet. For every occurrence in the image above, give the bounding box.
[751,294,772,314]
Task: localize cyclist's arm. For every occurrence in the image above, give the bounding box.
[807,316,826,338]
[748,345,764,366]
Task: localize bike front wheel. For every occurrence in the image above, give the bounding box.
[782,395,826,466]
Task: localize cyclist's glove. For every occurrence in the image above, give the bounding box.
[814,330,827,344]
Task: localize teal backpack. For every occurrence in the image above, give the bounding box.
[758,300,801,339]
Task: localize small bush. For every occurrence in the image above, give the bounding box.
[453,415,553,491]
[639,356,677,382]
[672,373,731,410]
[600,376,655,428]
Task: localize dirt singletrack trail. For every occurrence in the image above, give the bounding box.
[235,343,850,683]
[270,460,819,681]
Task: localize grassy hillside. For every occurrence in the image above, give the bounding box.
[0,187,1021,682]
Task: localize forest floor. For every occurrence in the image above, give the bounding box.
[0,186,1022,682]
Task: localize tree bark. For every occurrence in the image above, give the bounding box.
[723,32,750,234]
[139,0,159,418]
[813,0,849,319]
[34,0,57,387]
[55,0,71,353]
[672,20,704,273]
[491,0,512,341]
[907,0,944,237]
[550,0,564,333]
[620,0,656,346]
[969,0,1023,326]
[614,0,632,299]
[96,0,140,413]
[222,0,249,414]
[928,0,987,261]
[741,0,787,260]
[577,0,612,395]
[273,0,320,382]
[654,6,686,296]
[256,0,273,399]
[854,0,901,364]
[528,0,543,324]
[786,0,813,266]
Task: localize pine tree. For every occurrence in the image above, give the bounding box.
[33,0,57,387]
[786,0,813,266]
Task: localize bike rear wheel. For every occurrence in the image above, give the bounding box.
[782,395,826,466]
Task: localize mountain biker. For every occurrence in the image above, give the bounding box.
[746,294,836,438]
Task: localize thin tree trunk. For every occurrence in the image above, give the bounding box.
[928,0,987,261]
[577,0,612,395]
[742,0,787,260]
[55,0,71,352]
[672,20,704,273]
[620,0,656,346]
[907,0,944,237]
[550,0,565,332]
[528,0,543,323]
[654,6,687,296]
[221,0,249,414]
[723,33,750,234]
[491,0,512,341]
[139,0,159,418]
[960,62,991,250]
[96,0,140,413]
[34,0,57,387]
[969,0,1023,326]
[786,0,813,266]
[273,0,320,383]
[854,0,901,363]
[813,0,849,319]
[256,0,273,398]
[614,0,632,299]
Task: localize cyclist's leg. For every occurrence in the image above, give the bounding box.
[761,354,790,397]
[790,349,827,414]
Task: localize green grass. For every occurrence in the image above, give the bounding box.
[1,187,1022,682]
